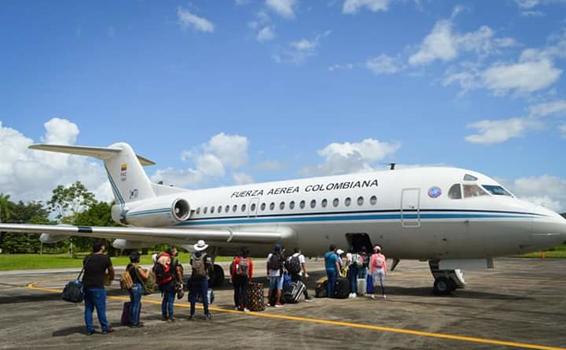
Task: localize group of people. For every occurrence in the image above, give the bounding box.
[324,244,387,299]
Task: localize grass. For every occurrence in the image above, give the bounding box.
[520,243,566,259]
[0,253,231,271]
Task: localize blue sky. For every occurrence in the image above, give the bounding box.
[1,0,566,211]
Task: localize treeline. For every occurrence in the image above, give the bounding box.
[0,182,115,254]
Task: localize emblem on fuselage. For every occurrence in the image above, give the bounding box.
[120,163,127,181]
[428,186,442,198]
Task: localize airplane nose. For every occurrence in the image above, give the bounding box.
[531,208,566,249]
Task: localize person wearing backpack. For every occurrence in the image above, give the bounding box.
[286,248,311,301]
[170,246,185,299]
[154,248,176,321]
[369,245,387,299]
[188,240,213,320]
[126,252,149,328]
[324,244,340,298]
[266,244,285,307]
[82,241,114,335]
[231,247,254,311]
[347,249,363,298]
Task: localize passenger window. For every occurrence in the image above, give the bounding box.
[463,184,488,198]
[210,206,215,214]
[290,201,295,209]
[370,196,377,205]
[448,184,462,199]
[300,200,306,209]
[310,199,316,208]
[280,201,285,210]
[241,204,246,212]
[225,205,230,213]
[270,202,275,210]
[261,203,266,211]
[251,203,256,212]
[196,207,200,215]
[357,196,364,206]
[333,198,339,207]
[345,197,351,207]
[321,199,328,208]
[203,207,208,214]
[218,205,222,213]
[232,204,237,213]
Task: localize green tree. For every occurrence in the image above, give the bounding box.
[1,201,51,253]
[73,201,116,252]
[47,181,96,222]
[0,193,14,222]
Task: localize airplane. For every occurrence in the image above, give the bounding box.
[1,142,565,295]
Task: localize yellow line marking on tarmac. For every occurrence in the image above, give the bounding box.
[25,284,565,350]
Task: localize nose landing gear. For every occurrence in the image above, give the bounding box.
[429,260,466,295]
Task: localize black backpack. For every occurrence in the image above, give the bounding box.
[62,256,90,303]
[285,255,301,274]
[267,253,283,271]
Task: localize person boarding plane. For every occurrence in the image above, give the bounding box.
[1,142,565,294]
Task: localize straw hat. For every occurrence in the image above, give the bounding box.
[194,240,209,251]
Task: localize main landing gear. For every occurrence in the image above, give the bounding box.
[209,264,225,288]
[429,260,466,295]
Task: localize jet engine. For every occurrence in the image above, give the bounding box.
[115,197,191,226]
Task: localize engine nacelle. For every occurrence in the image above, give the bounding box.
[123,197,191,227]
[112,239,151,250]
[39,233,69,244]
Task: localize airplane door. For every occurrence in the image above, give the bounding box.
[248,198,260,217]
[401,188,420,228]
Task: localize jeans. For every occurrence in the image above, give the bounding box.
[372,269,386,295]
[159,283,175,319]
[233,275,249,309]
[129,283,143,326]
[268,275,283,292]
[290,273,309,298]
[189,277,210,316]
[84,288,110,333]
[326,269,337,298]
[348,265,358,294]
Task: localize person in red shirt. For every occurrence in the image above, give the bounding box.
[231,247,254,312]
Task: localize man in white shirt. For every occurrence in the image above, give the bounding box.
[286,248,312,301]
[266,244,285,307]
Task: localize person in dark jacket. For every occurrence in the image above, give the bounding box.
[126,252,149,327]
[188,240,213,320]
[83,241,115,335]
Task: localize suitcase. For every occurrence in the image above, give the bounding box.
[315,277,327,298]
[121,302,131,326]
[283,281,306,304]
[357,278,367,296]
[247,281,265,312]
[334,277,350,299]
[367,274,375,294]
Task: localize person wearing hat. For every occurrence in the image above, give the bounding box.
[189,240,213,320]
[369,245,387,299]
[126,252,149,327]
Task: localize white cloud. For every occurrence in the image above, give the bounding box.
[177,7,215,33]
[342,0,390,14]
[328,63,355,71]
[274,31,330,64]
[560,124,566,138]
[515,0,540,9]
[265,0,297,19]
[233,172,254,185]
[0,119,112,204]
[505,175,566,212]
[409,20,515,66]
[152,133,249,188]
[481,58,561,95]
[366,54,403,75]
[529,100,566,117]
[257,26,275,42]
[465,118,533,144]
[249,11,276,43]
[302,138,400,176]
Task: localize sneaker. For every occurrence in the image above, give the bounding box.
[205,313,212,320]
[234,307,239,311]
[274,304,284,308]
[86,330,96,336]
[370,295,376,300]
[161,316,168,321]
[169,317,176,322]
[352,294,357,298]
[102,328,114,335]
[382,295,387,299]
[304,298,312,303]
[243,308,250,313]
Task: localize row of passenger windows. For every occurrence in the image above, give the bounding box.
[194,195,378,216]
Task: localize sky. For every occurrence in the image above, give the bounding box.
[1,0,566,212]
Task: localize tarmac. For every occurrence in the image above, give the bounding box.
[0,258,565,350]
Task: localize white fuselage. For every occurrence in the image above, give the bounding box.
[118,167,566,259]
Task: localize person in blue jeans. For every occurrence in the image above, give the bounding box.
[126,252,149,327]
[324,244,340,298]
[188,240,212,320]
[82,241,114,335]
[159,281,176,321]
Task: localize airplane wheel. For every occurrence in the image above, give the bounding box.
[433,277,453,295]
[209,264,225,288]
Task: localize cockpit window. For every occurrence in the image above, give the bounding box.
[463,184,488,198]
[448,184,462,199]
[463,174,478,181]
[482,185,512,197]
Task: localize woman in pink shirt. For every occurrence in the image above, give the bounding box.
[369,245,387,299]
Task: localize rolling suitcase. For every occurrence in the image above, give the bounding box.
[367,274,375,294]
[315,277,328,298]
[334,277,350,299]
[247,281,265,311]
[357,278,367,296]
[283,281,306,304]
[121,302,131,326]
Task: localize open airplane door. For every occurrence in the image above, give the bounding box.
[401,188,420,228]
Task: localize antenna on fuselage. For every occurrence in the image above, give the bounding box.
[389,163,396,170]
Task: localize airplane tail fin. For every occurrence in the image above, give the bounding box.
[29,143,156,204]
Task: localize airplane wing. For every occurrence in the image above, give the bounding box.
[0,223,283,244]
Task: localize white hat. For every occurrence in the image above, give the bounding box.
[374,245,382,251]
[336,249,344,255]
[194,240,208,251]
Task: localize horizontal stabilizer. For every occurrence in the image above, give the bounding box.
[29,144,156,166]
[0,223,282,244]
